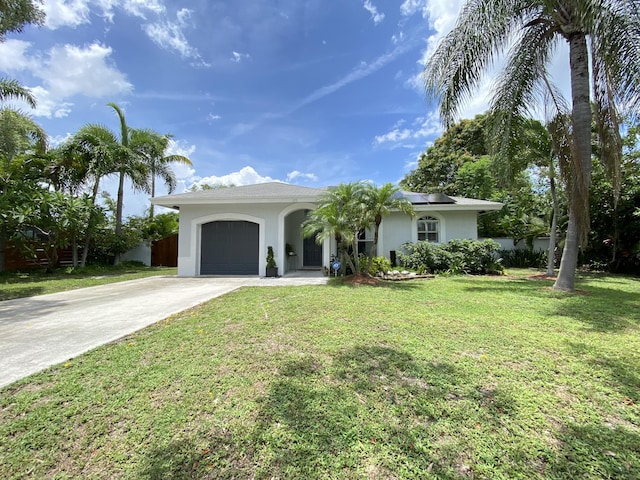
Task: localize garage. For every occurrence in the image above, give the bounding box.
[200,221,259,275]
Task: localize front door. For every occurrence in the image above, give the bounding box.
[303,235,322,267]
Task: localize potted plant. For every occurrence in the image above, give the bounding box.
[266,246,278,277]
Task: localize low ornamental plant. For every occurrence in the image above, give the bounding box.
[398,239,503,275]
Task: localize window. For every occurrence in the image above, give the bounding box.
[357,229,375,256]
[417,216,439,242]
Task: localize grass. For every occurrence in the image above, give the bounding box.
[0,271,639,479]
[0,264,177,301]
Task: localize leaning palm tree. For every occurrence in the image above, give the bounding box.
[424,0,640,291]
[130,130,192,218]
[361,183,415,275]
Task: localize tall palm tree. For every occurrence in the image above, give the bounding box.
[424,0,640,291]
[362,183,415,275]
[130,130,192,218]
[107,102,150,264]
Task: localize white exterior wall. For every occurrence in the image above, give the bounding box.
[122,243,151,265]
[176,202,329,276]
[380,210,479,257]
[484,237,551,251]
[174,201,487,276]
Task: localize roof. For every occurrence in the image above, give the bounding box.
[152,182,327,208]
[152,182,502,212]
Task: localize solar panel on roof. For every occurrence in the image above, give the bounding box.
[401,192,456,204]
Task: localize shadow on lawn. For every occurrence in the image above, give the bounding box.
[550,423,640,478]
[569,341,640,404]
[0,285,45,302]
[248,346,494,479]
[458,276,639,332]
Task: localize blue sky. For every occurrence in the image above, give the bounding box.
[0,0,569,216]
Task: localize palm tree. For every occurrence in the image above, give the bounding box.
[303,182,367,275]
[423,0,640,291]
[361,183,414,275]
[130,130,192,218]
[0,78,37,108]
[107,102,150,265]
[62,124,123,266]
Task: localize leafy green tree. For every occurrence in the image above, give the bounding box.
[0,108,46,271]
[361,183,414,275]
[402,114,490,194]
[0,0,44,41]
[587,121,640,272]
[423,0,640,291]
[402,114,552,243]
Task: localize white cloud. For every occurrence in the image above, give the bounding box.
[207,113,221,121]
[43,0,166,29]
[42,0,92,29]
[363,1,385,25]
[374,111,442,146]
[0,40,38,73]
[191,166,277,189]
[43,2,204,66]
[230,51,251,63]
[44,43,133,98]
[286,171,318,182]
[143,8,208,65]
[0,41,132,118]
[375,128,411,144]
[28,87,74,118]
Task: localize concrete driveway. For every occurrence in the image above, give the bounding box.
[0,273,326,388]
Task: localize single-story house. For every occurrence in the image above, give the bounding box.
[151,182,503,277]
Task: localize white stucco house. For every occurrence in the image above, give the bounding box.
[151,182,503,277]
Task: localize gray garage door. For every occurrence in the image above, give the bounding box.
[200,221,259,275]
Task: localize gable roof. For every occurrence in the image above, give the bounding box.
[152,181,502,212]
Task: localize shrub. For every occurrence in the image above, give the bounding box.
[398,239,503,275]
[359,255,392,276]
[499,248,547,268]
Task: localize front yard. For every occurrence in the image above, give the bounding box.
[0,272,638,478]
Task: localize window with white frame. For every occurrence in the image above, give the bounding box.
[417,216,439,242]
[357,229,375,256]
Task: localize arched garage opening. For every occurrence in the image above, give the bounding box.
[200,220,259,275]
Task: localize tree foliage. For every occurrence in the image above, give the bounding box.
[0,0,44,41]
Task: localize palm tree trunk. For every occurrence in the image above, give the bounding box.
[149,175,156,218]
[546,163,559,276]
[554,34,592,292]
[80,178,101,268]
[366,219,381,276]
[114,171,125,265]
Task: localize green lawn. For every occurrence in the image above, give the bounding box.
[1,272,639,479]
[0,265,177,301]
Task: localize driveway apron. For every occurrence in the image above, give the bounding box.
[0,274,324,388]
